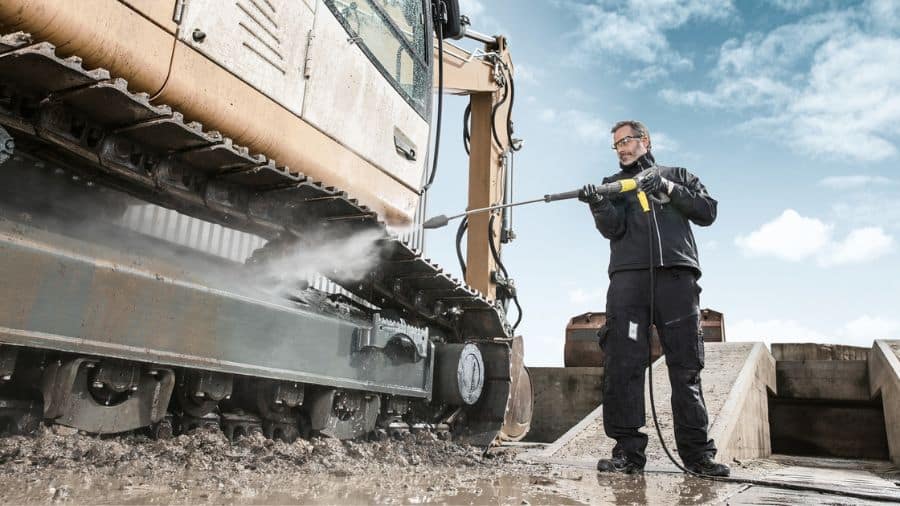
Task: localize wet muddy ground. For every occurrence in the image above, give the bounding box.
[5,426,898,504]
[0,425,750,505]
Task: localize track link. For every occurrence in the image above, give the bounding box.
[0,34,510,339]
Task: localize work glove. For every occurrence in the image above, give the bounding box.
[578,184,603,204]
[638,167,675,196]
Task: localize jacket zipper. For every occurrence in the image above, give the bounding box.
[650,201,664,267]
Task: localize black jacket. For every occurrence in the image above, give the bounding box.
[589,158,717,277]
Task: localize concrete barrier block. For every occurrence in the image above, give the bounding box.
[773,343,870,361]
[869,340,900,465]
[776,360,870,401]
[527,367,603,442]
[710,342,776,463]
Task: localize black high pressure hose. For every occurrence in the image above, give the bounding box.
[454,214,522,331]
[465,59,519,155]
[642,201,896,503]
[499,60,521,152]
[489,214,523,332]
[490,65,509,151]
[424,4,445,191]
[455,216,468,277]
[463,103,471,155]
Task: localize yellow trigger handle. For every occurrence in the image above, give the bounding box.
[636,191,650,213]
[619,178,651,213]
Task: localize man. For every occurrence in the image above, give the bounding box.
[579,120,729,477]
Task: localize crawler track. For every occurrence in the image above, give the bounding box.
[0,32,509,339]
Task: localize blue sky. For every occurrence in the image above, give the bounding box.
[423,0,900,366]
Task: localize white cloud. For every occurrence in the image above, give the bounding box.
[538,108,607,143]
[650,132,679,154]
[565,0,736,76]
[568,288,605,305]
[457,0,506,36]
[729,318,829,345]
[818,175,893,189]
[563,88,596,103]
[735,209,894,266]
[626,66,671,89]
[458,0,484,17]
[514,63,541,84]
[867,0,900,31]
[729,316,900,347]
[842,315,900,343]
[785,35,900,160]
[735,209,831,261]
[820,227,894,266]
[700,239,720,251]
[660,76,795,109]
[764,0,814,12]
[660,3,900,161]
[831,198,900,232]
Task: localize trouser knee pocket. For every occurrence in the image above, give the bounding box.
[661,311,704,370]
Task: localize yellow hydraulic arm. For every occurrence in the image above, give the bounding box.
[432,37,514,302]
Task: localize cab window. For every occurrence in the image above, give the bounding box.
[325,0,431,117]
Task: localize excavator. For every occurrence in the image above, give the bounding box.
[0,0,531,446]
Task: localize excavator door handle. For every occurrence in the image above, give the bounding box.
[394,127,417,161]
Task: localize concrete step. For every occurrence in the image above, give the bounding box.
[524,342,776,468]
[769,397,889,459]
[730,456,900,504]
[776,360,870,401]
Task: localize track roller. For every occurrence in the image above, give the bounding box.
[308,389,380,439]
[174,371,233,417]
[221,411,263,440]
[39,358,174,434]
[174,412,220,435]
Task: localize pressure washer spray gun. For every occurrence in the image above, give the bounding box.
[545,177,651,212]
[422,168,658,229]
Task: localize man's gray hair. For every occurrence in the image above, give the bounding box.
[611,120,650,149]
[611,120,648,137]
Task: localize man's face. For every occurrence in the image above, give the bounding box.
[612,126,649,166]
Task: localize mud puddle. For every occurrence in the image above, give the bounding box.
[0,426,751,504]
[0,426,578,504]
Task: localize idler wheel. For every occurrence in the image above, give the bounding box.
[435,343,484,406]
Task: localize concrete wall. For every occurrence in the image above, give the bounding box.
[869,340,900,465]
[776,360,870,401]
[769,398,889,459]
[709,342,777,463]
[526,367,603,443]
[772,343,870,361]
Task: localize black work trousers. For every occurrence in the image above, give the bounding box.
[601,267,716,467]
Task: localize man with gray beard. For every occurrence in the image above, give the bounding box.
[579,120,729,477]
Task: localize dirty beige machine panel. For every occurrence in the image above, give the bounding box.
[177,0,430,223]
[178,0,315,116]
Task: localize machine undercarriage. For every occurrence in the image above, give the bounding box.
[0,32,529,446]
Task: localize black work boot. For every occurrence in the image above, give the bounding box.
[596,455,644,474]
[685,457,730,477]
